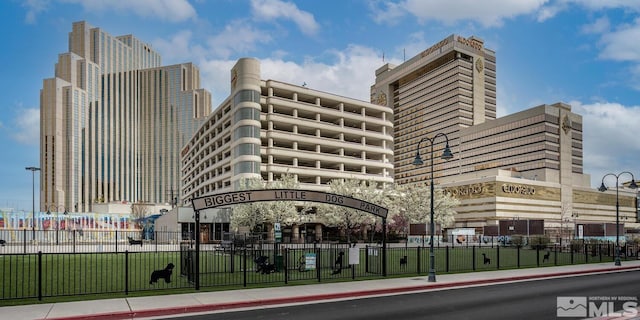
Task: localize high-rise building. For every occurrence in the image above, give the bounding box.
[371,34,496,185]
[40,21,211,213]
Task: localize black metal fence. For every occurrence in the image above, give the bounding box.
[1,231,638,302]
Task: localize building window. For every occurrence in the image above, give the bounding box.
[234,125,260,140]
[234,107,260,122]
[234,143,260,157]
[233,90,260,106]
[234,161,260,174]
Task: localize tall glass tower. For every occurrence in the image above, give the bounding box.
[40,21,211,212]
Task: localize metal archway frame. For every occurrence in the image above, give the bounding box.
[189,189,389,289]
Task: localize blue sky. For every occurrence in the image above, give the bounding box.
[1,0,640,211]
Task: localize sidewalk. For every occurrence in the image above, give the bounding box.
[3,260,640,320]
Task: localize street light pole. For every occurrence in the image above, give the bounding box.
[412,132,454,282]
[598,172,637,266]
[25,166,41,241]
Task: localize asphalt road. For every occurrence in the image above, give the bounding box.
[158,270,640,320]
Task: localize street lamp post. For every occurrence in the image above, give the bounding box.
[46,205,67,245]
[25,166,41,241]
[598,172,637,266]
[412,132,454,282]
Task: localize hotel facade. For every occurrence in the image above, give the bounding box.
[40,21,211,213]
[372,34,638,237]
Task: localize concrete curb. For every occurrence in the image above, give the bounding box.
[42,265,640,320]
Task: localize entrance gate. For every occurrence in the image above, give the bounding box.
[190,189,389,289]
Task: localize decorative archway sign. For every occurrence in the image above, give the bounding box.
[189,189,389,289]
[192,189,388,218]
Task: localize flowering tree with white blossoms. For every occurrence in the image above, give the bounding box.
[388,182,459,230]
[230,173,301,232]
[315,179,386,243]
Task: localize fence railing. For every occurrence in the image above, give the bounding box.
[2,232,638,302]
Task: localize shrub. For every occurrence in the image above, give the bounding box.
[529,235,551,250]
[511,235,524,248]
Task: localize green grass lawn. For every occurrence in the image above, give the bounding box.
[0,245,620,306]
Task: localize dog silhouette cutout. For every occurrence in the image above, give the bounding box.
[400,255,407,268]
[0,239,5,246]
[482,253,491,265]
[543,250,551,262]
[128,236,143,246]
[150,263,174,284]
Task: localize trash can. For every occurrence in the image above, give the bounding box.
[275,255,284,272]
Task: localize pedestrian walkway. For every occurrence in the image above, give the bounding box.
[3,261,640,320]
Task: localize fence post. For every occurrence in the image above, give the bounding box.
[73,230,76,254]
[115,230,118,254]
[571,246,574,264]
[417,246,421,274]
[365,245,369,273]
[23,229,27,254]
[554,245,558,266]
[125,250,129,295]
[316,246,321,282]
[585,244,588,263]
[599,244,603,262]
[243,246,247,287]
[445,246,450,273]
[496,245,500,270]
[472,246,476,271]
[38,251,42,301]
[284,248,289,285]
[536,248,540,267]
[517,246,521,268]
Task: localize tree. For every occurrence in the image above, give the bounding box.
[315,179,385,243]
[230,173,301,233]
[387,182,458,232]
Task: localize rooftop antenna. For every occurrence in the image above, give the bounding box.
[382,51,385,63]
[404,48,406,62]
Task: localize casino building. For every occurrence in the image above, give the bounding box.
[179,36,638,242]
[371,34,638,239]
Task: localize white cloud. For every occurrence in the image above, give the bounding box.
[196,45,382,109]
[563,0,640,11]
[59,0,196,22]
[598,19,640,61]
[250,0,319,36]
[22,0,50,24]
[11,108,40,145]
[570,101,640,186]
[536,3,566,22]
[260,45,381,101]
[152,30,206,65]
[581,16,610,34]
[378,0,550,27]
[369,1,408,25]
[206,20,273,59]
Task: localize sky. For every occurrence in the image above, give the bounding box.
[1,0,640,211]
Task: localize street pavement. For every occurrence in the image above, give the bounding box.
[2,260,640,320]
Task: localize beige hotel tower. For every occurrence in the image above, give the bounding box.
[40,21,211,213]
[372,34,638,234]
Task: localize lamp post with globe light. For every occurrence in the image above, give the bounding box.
[412,132,454,282]
[598,172,637,266]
